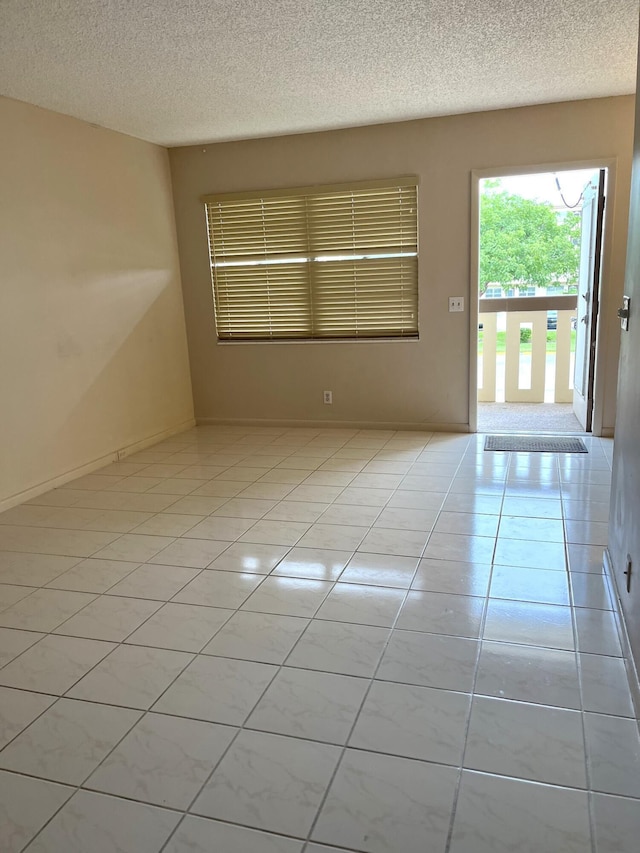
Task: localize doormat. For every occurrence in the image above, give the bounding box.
[484,435,588,453]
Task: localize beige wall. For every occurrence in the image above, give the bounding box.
[170,96,634,431]
[0,97,194,509]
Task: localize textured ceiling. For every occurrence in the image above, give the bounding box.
[0,0,638,147]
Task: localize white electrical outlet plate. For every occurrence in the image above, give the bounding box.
[449,297,464,312]
[323,390,333,404]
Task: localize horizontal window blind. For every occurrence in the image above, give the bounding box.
[204,178,418,341]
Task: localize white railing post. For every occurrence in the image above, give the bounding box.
[478,312,497,402]
[554,309,575,403]
[505,310,547,402]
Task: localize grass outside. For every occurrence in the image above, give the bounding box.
[478,330,576,354]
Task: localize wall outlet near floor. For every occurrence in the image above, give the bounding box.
[323,390,333,404]
[449,296,465,312]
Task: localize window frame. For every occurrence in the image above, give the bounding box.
[202,177,419,343]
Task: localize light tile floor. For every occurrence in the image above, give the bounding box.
[0,426,639,853]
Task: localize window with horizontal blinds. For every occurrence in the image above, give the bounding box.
[203,178,418,341]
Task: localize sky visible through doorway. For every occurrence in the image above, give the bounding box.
[492,169,596,208]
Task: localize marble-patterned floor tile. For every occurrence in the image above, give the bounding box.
[411,558,491,597]
[241,576,333,617]
[357,524,430,558]
[45,558,138,593]
[67,645,192,709]
[402,473,455,493]
[335,487,393,507]
[172,570,263,609]
[580,654,635,717]
[312,749,457,853]
[0,635,115,694]
[465,696,586,788]
[164,816,304,853]
[591,792,640,853]
[193,730,340,837]
[441,493,502,514]
[318,504,381,527]
[212,498,277,519]
[183,516,256,541]
[387,490,446,511]
[86,713,235,809]
[347,473,403,491]
[498,516,564,542]
[53,595,162,641]
[238,483,297,500]
[396,590,484,638]
[449,771,591,853]
[567,543,606,573]
[562,499,610,522]
[373,506,438,532]
[0,698,140,784]
[247,667,368,744]
[104,562,199,600]
[272,548,352,581]
[162,495,228,515]
[0,552,79,586]
[0,769,72,853]
[192,480,247,498]
[0,584,36,611]
[570,571,612,610]
[126,602,233,652]
[202,611,308,664]
[0,589,96,632]
[493,538,566,570]
[296,524,368,551]
[574,608,622,656]
[338,553,418,588]
[265,500,329,523]
[502,496,562,518]
[151,538,231,568]
[306,845,362,853]
[238,520,311,546]
[90,533,176,563]
[489,565,570,605]
[286,619,390,677]
[207,542,289,574]
[0,525,118,558]
[0,627,44,667]
[350,680,470,765]
[584,712,640,798]
[26,789,180,853]
[153,655,277,724]
[565,519,609,546]
[377,630,479,692]
[476,641,580,708]
[315,583,405,627]
[433,511,499,537]
[0,687,55,748]
[483,599,574,650]
[422,532,495,564]
[129,512,203,537]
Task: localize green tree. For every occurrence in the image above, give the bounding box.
[479,185,581,294]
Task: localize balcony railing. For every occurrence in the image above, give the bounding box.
[478,295,578,403]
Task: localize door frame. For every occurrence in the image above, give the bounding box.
[469,158,618,435]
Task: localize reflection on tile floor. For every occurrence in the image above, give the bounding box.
[0,426,638,852]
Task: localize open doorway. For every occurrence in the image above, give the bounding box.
[474,167,606,434]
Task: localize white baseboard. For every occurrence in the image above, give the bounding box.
[603,548,640,718]
[0,418,196,513]
[195,417,470,433]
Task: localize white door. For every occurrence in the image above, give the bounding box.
[573,170,606,430]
